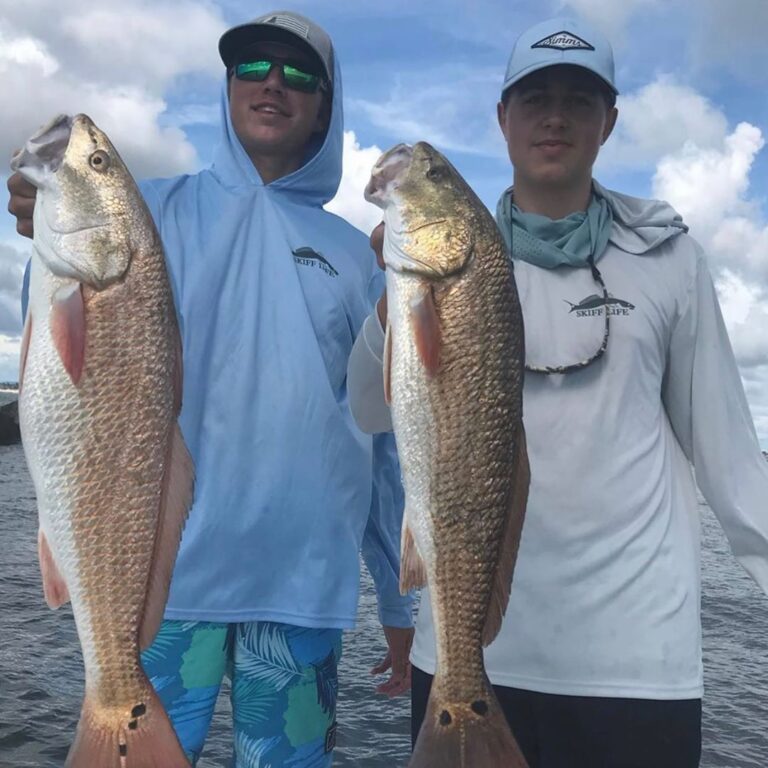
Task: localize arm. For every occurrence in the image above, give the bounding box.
[347,222,393,434]
[663,249,768,592]
[347,310,392,434]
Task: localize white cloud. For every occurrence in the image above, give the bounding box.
[326,131,383,236]
[600,77,728,172]
[0,0,227,181]
[0,242,29,337]
[649,119,768,442]
[0,31,59,76]
[0,241,28,383]
[652,122,766,274]
[557,0,658,41]
[716,271,768,369]
[350,67,505,159]
[0,0,225,90]
[1,75,199,180]
[0,333,22,384]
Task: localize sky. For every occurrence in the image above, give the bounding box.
[0,0,767,441]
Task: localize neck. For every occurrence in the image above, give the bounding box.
[250,153,303,184]
[512,178,593,219]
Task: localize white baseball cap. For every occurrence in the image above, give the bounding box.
[502,17,618,97]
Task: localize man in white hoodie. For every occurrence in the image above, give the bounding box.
[347,16,768,768]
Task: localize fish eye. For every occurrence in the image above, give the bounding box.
[89,150,111,172]
[426,165,445,181]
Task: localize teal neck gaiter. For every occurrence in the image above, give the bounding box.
[495,186,614,268]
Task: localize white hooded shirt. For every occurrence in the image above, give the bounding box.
[347,186,768,699]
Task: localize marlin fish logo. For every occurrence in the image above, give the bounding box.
[565,293,635,312]
[292,247,339,277]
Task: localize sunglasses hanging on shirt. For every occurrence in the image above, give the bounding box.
[524,255,611,375]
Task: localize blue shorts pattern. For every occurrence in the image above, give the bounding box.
[140,620,342,767]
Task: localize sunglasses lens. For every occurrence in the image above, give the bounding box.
[234,59,322,93]
[282,64,320,93]
[235,60,272,81]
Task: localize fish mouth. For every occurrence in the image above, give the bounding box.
[13,115,109,236]
[365,143,413,206]
[11,114,74,188]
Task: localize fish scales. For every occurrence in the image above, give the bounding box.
[391,213,522,694]
[366,142,529,767]
[14,113,193,767]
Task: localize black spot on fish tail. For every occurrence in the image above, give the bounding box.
[128,720,138,730]
[471,699,489,716]
[131,703,146,718]
[439,710,452,726]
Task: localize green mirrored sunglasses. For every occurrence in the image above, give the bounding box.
[232,58,325,94]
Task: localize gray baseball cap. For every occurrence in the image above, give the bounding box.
[502,17,618,97]
[219,10,334,85]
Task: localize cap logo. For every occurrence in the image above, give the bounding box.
[265,14,310,39]
[532,31,595,51]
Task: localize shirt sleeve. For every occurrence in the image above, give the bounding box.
[662,248,768,593]
[360,432,414,628]
[347,310,393,434]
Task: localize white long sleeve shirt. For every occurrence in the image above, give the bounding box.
[346,187,768,699]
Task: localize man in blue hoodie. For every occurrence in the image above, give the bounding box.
[8,11,413,768]
[347,16,768,768]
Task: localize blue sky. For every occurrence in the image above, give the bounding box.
[1,0,767,440]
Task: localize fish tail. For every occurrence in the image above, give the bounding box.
[409,678,528,768]
[65,679,190,768]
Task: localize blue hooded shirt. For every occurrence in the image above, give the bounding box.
[22,55,412,629]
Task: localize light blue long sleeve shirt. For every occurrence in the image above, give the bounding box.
[22,55,412,629]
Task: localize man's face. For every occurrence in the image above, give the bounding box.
[229,40,328,170]
[497,65,617,193]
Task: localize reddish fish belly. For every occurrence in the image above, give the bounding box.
[379,174,528,767]
[21,248,193,768]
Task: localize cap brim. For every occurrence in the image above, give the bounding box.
[218,23,331,83]
[502,61,618,97]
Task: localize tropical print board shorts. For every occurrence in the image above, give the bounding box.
[141,620,342,767]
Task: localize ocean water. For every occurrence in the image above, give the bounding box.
[1,440,767,767]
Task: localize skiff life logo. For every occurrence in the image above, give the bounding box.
[532,31,595,52]
[292,247,339,277]
[565,293,635,318]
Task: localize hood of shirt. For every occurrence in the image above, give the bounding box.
[209,57,344,204]
[596,180,688,255]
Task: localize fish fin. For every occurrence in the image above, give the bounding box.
[482,424,530,647]
[50,283,85,385]
[173,319,183,414]
[410,287,441,376]
[409,678,528,768]
[383,320,393,406]
[38,528,70,609]
[66,678,190,768]
[139,423,194,651]
[400,521,428,594]
[19,310,32,395]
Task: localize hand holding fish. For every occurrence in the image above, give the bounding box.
[7,170,35,239]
